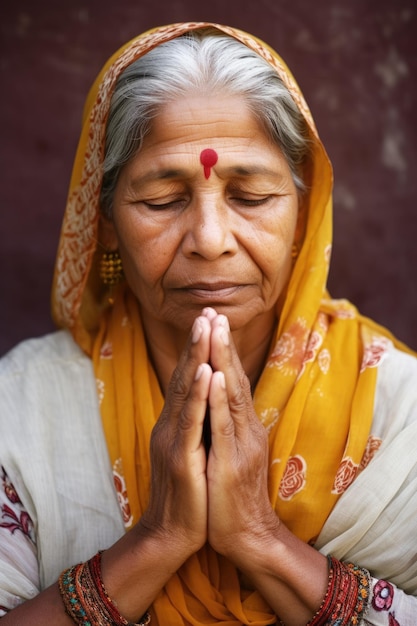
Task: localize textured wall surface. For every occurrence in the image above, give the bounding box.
[1,0,416,355]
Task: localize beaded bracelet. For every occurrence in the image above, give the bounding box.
[306,555,370,625]
[58,551,151,626]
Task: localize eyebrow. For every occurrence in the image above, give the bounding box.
[129,164,283,189]
[129,169,187,189]
[225,165,282,178]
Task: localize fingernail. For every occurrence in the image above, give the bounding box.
[192,319,202,343]
[218,371,226,389]
[195,364,204,381]
[202,307,216,320]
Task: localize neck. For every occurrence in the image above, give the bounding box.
[141,309,277,396]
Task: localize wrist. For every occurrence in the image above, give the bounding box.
[97,521,194,623]
[306,556,371,625]
[216,511,282,572]
[136,513,204,564]
[232,522,330,621]
[58,552,152,626]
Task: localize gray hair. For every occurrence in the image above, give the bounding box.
[100,29,311,217]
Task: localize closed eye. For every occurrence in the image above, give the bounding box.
[143,198,187,210]
[230,196,272,207]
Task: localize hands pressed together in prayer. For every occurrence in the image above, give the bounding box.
[142,307,279,568]
[128,307,327,625]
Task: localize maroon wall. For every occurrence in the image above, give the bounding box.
[1,0,416,355]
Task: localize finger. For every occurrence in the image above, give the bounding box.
[209,315,237,373]
[165,314,211,420]
[176,362,212,453]
[209,316,254,436]
[208,370,236,459]
[201,307,218,322]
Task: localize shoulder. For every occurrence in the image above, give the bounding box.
[377,339,417,383]
[372,342,417,437]
[0,330,94,405]
[0,330,98,442]
[0,330,87,377]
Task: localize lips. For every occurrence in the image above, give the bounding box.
[186,282,238,291]
[175,282,246,301]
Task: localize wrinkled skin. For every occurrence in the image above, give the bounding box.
[142,308,278,565]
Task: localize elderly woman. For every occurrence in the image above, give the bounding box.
[0,22,416,626]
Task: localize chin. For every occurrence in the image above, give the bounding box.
[211,303,273,332]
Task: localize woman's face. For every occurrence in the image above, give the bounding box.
[109,95,300,334]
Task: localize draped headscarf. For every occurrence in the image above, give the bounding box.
[51,22,411,625]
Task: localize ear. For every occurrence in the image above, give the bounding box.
[99,214,119,251]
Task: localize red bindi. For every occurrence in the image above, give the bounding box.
[200,148,218,179]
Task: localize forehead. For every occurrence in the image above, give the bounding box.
[117,94,296,188]
[141,94,272,156]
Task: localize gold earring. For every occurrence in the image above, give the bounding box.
[100,250,123,286]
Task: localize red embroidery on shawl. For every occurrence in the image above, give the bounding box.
[279,455,307,500]
[331,457,359,494]
[358,435,383,472]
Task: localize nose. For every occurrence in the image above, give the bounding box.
[181,196,238,260]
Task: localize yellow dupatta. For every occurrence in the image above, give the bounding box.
[51,22,413,625]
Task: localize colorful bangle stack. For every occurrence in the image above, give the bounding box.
[58,551,151,626]
[306,555,370,625]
